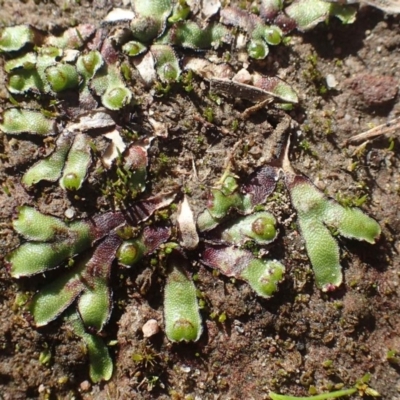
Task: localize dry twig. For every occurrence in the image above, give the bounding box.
[344,116,400,145]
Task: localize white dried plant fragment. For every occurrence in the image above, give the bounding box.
[323,0,400,13]
[177,195,199,250]
[62,49,80,63]
[210,72,299,103]
[68,110,115,132]
[133,51,157,86]
[201,0,221,19]
[102,130,126,169]
[186,0,201,14]
[104,8,135,23]
[232,68,252,85]
[235,33,248,50]
[183,57,234,80]
[362,0,400,13]
[186,0,221,17]
[148,117,169,138]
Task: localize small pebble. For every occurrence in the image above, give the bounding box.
[345,73,398,107]
[80,380,91,392]
[64,208,75,219]
[142,319,160,338]
[180,365,191,373]
[326,74,338,89]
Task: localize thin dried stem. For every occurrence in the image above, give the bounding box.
[344,116,400,145]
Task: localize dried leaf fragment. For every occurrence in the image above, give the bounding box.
[177,195,199,250]
[0,108,57,136]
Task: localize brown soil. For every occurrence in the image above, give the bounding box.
[0,1,399,399]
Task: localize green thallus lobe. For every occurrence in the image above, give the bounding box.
[286,173,381,290]
[117,225,171,267]
[269,387,357,400]
[7,221,92,278]
[45,63,80,92]
[67,310,113,383]
[0,25,37,52]
[0,109,56,136]
[220,211,278,245]
[22,133,73,187]
[59,133,92,191]
[164,251,202,342]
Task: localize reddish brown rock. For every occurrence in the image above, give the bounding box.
[345,73,398,107]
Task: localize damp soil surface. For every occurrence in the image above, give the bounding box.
[0,1,400,399]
